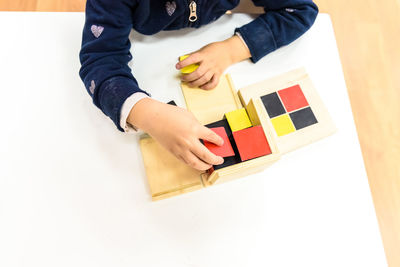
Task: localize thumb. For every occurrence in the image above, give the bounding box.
[176,53,201,69]
[201,127,224,146]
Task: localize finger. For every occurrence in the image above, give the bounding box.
[176,53,202,69]
[200,74,220,90]
[191,140,224,166]
[188,71,213,88]
[182,151,212,171]
[200,126,224,146]
[181,64,208,82]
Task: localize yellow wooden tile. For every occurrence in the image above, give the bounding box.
[271,114,296,137]
[179,55,199,74]
[225,108,252,132]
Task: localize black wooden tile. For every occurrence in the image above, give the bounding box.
[205,119,241,169]
[289,107,318,130]
[167,100,177,106]
[261,92,286,118]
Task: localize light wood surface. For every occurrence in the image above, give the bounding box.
[0,0,86,11]
[139,136,203,201]
[181,74,242,125]
[314,2,400,267]
[1,1,398,266]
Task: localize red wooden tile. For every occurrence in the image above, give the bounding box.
[232,126,272,161]
[278,84,309,112]
[203,127,235,157]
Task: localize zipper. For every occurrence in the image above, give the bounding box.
[188,1,198,23]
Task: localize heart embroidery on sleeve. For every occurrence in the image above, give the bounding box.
[89,80,96,95]
[165,1,177,16]
[91,25,104,38]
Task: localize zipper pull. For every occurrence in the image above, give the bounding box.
[189,1,198,22]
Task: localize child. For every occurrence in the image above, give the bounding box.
[79,0,318,171]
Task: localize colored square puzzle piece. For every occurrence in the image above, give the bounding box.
[203,127,235,157]
[167,100,177,106]
[206,119,241,170]
[225,108,252,132]
[261,92,286,118]
[278,84,309,112]
[179,55,199,74]
[289,107,318,130]
[271,114,296,137]
[232,125,272,161]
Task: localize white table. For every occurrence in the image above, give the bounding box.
[0,12,387,267]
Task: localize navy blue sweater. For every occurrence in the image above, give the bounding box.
[79,0,318,131]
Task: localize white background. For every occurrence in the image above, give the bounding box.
[0,12,387,267]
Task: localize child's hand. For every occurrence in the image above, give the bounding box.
[128,98,224,170]
[176,35,251,90]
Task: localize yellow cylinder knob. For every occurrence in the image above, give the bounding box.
[179,55,199,74]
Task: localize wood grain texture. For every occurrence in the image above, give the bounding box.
[314,2,400,267]
[1,1,399,266]
[181,74,242,125]
[0,0,85,11]
[139,136,203,201]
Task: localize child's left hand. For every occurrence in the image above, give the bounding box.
[176,35,251,90]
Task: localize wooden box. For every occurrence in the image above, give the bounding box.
[139,68,336,201]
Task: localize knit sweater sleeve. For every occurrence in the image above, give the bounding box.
[79,0,149,131]
[235,0,319,62]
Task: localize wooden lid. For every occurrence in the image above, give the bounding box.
[181,74,242,125]
[238,68,336,154]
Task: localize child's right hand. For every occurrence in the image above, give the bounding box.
[128,98,224,170]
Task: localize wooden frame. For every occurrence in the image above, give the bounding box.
[238,68,337,154]
[205,99,280,185]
